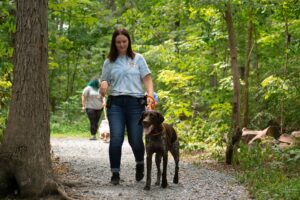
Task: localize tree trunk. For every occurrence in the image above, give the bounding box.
[106,0,116,12]
[223,2,241,165]
[242,8,253,128]
[253,25,260,91]
[280,6,290,134]
[0,0,60,198]
[69,54,80,96]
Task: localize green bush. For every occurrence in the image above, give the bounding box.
[50,94,94,137]
[50,113,89,136]
[238,143,300,200]
[0,109,8,143]
[178,102,230,161]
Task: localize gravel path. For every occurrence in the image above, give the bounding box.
[51,138,250,200]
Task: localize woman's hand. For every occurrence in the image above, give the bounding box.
[81,95,86,112]
[100,81,108,97]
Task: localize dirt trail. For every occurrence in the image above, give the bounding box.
[51,138,250,200]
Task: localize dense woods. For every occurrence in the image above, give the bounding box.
[0,0,299,199]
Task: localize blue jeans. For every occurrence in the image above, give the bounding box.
[107,95,145,173]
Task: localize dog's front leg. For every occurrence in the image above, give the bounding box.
[161,152,168,188]
[155,153,162,185]
[144,152,153,190]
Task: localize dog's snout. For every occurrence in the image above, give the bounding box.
[142,120,151,127]
[141,115,151,127]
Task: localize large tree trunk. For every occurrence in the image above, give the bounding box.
[0,0,60,198]
[223,2,241,165]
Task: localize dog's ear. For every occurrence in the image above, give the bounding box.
[138,111,145,125]
[156,111,164,124]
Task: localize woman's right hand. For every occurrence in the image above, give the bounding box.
[100,81,108,97]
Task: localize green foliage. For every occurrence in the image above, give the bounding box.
[51,114,88,137]
[48,0,112,111]
[261,75,289,100]
[54,94,82,123]
[0,0,15,142]
[50,94,90,137]
[239,143,300,200]
[1,0,300,197]
[0,109,8,143]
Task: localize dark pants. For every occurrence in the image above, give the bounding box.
[86,108,102,135]
[107,95,145,173]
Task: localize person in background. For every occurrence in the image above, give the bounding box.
[100,28,155,185]
[82,78,103,140]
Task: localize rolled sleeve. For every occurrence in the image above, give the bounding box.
[137,54,151,78]
[100,59,111,83]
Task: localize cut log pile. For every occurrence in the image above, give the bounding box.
[242,127,300,148]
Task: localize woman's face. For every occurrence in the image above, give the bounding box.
[115,34,129,55]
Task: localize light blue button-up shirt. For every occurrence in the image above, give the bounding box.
[100,53,151,98]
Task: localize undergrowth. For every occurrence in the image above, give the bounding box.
[237,143,300,200]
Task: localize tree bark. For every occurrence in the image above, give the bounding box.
[280,5,290,134]
[0,0,61,198]
[223,2,241,165]
[253,25,260,93]
[242,8,253,128]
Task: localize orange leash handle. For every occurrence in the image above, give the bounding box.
[146,95,156,110]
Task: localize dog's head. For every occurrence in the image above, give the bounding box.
[139,110,164,135]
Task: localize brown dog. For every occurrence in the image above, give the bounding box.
[139,110,179,190]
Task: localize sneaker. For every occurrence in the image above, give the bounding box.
[135,163,144,181]
[111,172,120,185]
[89,135,97,140]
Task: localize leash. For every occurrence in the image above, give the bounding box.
[103,106,108,120]
[146,95,156,111]
[102,96,108,120]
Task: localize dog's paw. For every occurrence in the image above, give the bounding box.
[173,176,178,184]
[161,181,168,188]
[144,185,150,190]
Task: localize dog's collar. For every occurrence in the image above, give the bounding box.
[148,124,165,136]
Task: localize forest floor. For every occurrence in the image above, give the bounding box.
[51,137,251,200]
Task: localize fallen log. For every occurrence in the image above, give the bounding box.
[242,126,280,145]
[241,128,260,144]
[291,131,300,138]
[278,134,295,144]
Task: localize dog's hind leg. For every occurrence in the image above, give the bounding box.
[161,153,168,188]
[170,140,179,184]
[155,153,162,185]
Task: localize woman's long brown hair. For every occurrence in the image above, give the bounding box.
[108,28,135,62]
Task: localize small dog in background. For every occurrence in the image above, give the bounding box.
[139,110,179,190]
[98,119,110,143]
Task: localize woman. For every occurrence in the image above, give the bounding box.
[100,28,154,185]
[82,78,103,140]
